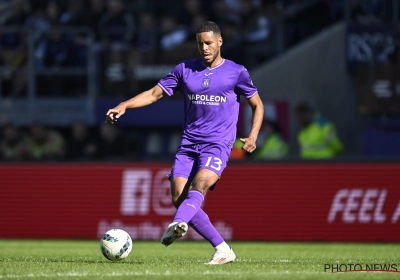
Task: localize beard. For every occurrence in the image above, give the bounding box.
[209,49,220,65]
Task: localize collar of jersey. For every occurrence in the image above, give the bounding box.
[202,58,225,70]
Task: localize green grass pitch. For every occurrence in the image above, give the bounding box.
[0,240,399,279]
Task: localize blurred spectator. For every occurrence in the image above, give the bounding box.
[59,0,90,69]
[39,28,73,68]
[0,123,27,161]
[60,0,88,26]
[327,0,345,22]
[66,122,98,160]
[135,12,158,54]
[132,11,158,66]
[352,0,393,24]
[253,121,288,160]
[191,14,208,31]
[98,0,135,49]
[0,0,28,97]
[214,0,261,23]
[88,0,106,41]
[0,0,28,49]
[280,0,330,47]
[3,0,28,25]
[214,0,241,23]
[25,123,65,160]
[34,25,74,98]
[241,0,269,42]
[187,13,208,40]
[220,19,244,64]
[294,102,343,160]
[159,15,188,50]
[45,1,61,26]
[25,1,50,31]
[240,0,271,68]
[97,123,125,160]
[179,0,208,26]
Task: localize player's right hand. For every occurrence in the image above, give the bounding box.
[106,103,127,124]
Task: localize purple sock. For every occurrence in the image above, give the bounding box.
[173,190,204,223]
[189,208,224,247]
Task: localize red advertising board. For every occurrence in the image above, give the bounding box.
[0,163,399,242]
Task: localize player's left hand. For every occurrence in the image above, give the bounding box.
[240,137,257,153]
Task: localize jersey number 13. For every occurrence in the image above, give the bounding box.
[205,156,222,171]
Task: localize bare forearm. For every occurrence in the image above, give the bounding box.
[121,87,162,109]
[240,94,264,153]
[106,85,164,123]
[248,102,264,139]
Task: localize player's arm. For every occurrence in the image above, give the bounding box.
[240,93,264,153]
[106,85,164,124]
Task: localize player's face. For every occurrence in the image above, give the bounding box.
[196,31,222,66]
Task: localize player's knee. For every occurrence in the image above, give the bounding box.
[190,179,209,196]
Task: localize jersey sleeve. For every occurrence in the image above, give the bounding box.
[235,67,258,99]
[157,63,183,96]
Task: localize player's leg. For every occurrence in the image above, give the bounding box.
[160,146,196,246]
[172,142,230,224]
[169,177,226,250]
[170,143,236,264]
[161,173,220,246]
[170,169,235,264]
[162,173,235,264]
[172,168,218,224]
[195,144,236,264]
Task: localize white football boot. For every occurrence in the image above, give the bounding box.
[160,222,188,246]
[206,247,236,264]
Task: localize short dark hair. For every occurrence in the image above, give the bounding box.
[196,21,221,36]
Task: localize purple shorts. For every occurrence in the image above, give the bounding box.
[168,141,231,185]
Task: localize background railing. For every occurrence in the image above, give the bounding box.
[0,26,97,125]
[0,0,332,126]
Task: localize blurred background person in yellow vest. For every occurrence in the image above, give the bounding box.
[25,123,66,161]
[230,120,288,161]
[0,123,28,161]
[294,102,343,159]
[253,120,288,160]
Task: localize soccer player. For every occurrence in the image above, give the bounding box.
[106,21,264,264]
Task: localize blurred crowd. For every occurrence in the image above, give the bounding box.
[1,0,393,97]
[348,0,397,24]
[0,0,348,70]
[0,122,131,161]
[0,102,343,162]
[0,0,394,162]
[0,0,351,99]
[0,0,273,69]
[0,0,396,70]
[0,122,186,161]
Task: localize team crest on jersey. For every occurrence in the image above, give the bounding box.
[202,78,211,88]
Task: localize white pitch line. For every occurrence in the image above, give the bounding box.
[0,270,322,279]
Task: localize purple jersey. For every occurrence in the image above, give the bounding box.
[158,58,257,144]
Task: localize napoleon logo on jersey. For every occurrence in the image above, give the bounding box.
[202,78,211,88]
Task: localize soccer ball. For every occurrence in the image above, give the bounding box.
[100,229,132,261]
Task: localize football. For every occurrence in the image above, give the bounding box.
[100,229,132,261]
